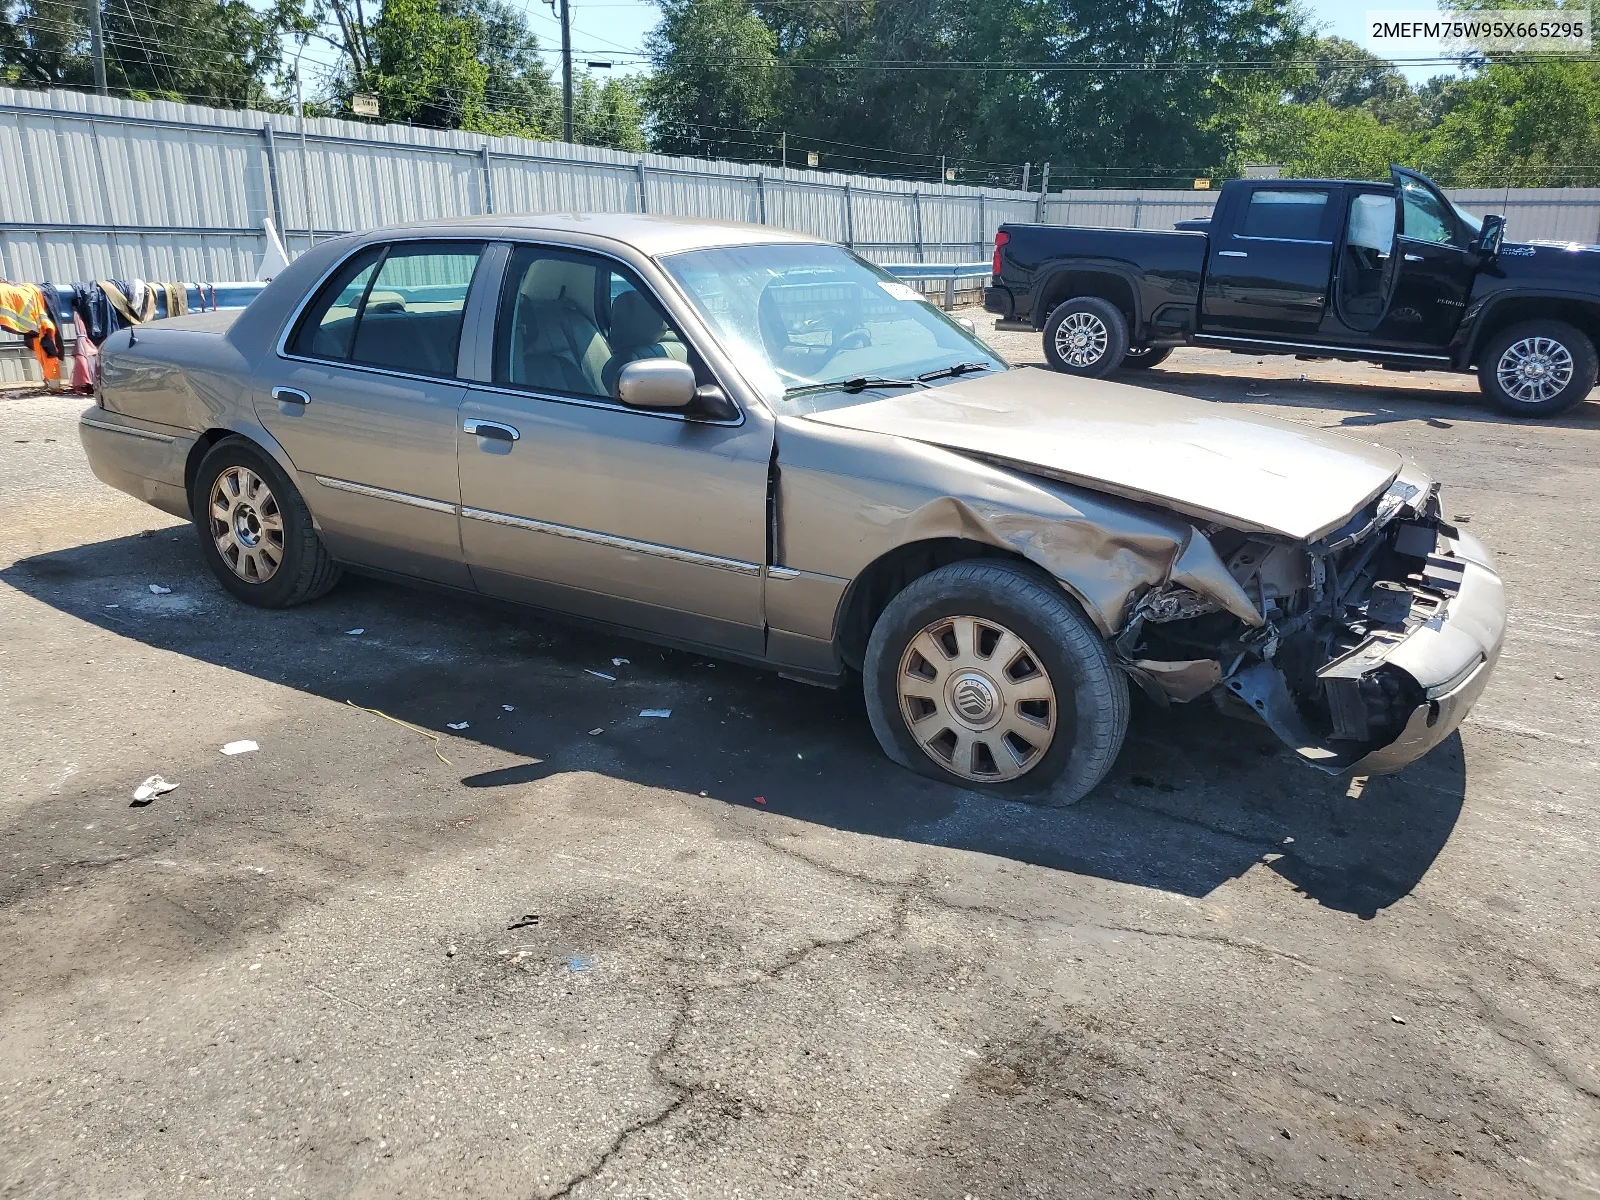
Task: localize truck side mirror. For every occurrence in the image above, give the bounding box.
[1477,214,1506,258]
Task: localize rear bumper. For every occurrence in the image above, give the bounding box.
[1347,531,1504,774]
[983,286,1013,318]
[79,406,195,520]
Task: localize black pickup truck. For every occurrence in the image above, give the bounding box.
[985,165,1600,416]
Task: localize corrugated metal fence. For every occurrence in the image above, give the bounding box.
[7,85,1600,381]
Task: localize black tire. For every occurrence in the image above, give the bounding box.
[862,560,1129,805]
[1477,319,1597,417]
[1119,345,1173,371]
[193,436,341,608]
[1042,296,1129,379]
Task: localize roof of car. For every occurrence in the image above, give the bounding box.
[372,212,830,257]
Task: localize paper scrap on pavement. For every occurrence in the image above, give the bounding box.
[585,670,616,681]
[147,585,171,595]
[447,722,470,730]
[132,775,178,803]
[345,628,365,635]
[220,740,259,756]
[640,709,672,718]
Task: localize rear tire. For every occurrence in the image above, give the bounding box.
[1120,345,1173,371]
[1042,296,1129,379]
[862,560,1128,805]
[193,437,341,608]
[1478,320,1596,416]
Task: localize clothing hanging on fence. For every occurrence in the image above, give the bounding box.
[70,314,98,393]
[0,281,62,383]
[163,281,188,317]
[71,283,115,346]
[100,279,157,327]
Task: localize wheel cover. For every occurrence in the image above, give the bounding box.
[897,615,1058,783]
[1053,311,1109,367]
[1497,336,1574,405]
[209,466,285,584]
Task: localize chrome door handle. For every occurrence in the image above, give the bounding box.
[1218,250,1248,258]
[272,386,310,406]
[1404,253,1424,262]
[463,419,520,442]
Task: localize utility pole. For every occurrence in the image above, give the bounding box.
[86,0,107,94]
[556,0,573,142]
[1022,162,1031,191]
[939,154,946,184]
[780,131,786,170]
[295,49,317,249]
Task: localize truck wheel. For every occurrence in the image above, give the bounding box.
[1120,345,1172,371]
[1043,297,1129,378]
[1478,320,1597,416]
[194,436,342,608]
[862,560,1129,805]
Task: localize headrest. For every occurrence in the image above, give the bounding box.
[611,289,668,348]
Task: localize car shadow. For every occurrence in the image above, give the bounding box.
[3,530,1469,920]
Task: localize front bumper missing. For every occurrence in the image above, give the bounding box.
[1225,531,1505,775]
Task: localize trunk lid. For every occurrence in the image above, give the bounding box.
[801,366,1402,541]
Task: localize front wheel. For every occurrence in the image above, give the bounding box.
[1042,296,1129,379]
[862,561,1129,804]
[194,437,342,608]
[1478,320,1597,416]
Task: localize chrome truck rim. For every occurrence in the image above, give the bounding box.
[1053,311,1109,367]
[1497,336,1574,405]
[210,466,285,583]
[897,615,1057,782]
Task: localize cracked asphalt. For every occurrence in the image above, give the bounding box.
[2,312,1598,1198]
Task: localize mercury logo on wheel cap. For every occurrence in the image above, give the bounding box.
[950,672,1000,727]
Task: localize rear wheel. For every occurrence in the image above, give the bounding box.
[1042,296,1129,379]
[1120,345,1173,371]
[1478,320,1596,416]
[194,437,341,608]
[863,561,1129,805]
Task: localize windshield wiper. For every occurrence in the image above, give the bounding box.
[784,375,926,398]
[917,361,994,383]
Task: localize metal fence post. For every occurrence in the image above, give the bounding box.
[977,195,986,259]
[944,275,955,310]
[1133,195,1143,229]
[843,181,854,246]
[913,191,924,262]
[756,173,767,224]
[481,145,494,214]
[636,161,649,213]
[1037,163,1050,222]
[261,123,286,240]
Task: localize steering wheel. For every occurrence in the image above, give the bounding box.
[823,325,872,364]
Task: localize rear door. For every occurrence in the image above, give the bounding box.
[261,239,485,588]
[1201,184,1337,335]
[456,242,773,655]
[1369,168,1479,348]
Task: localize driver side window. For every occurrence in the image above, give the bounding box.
[1400,179,1465,249]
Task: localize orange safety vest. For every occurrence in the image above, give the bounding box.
[0,283,61,383]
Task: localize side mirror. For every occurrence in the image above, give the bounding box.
[1477,214,1506,258]
[616,358,696,409]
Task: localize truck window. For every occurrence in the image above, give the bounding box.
[1400,177,1465,248]
[1239,190,1330,241]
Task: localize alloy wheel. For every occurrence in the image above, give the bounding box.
[1053,311,1109,368]
[896,614,1057,782]
[209,466,285,583]
[1497,336,1574,405]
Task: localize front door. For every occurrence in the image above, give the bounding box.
[1369,168,1479,348]
[457,243,772,655]
[1201,185,1336,335]
[259,239,486,587]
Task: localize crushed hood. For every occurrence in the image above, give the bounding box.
[802,367,1402,541]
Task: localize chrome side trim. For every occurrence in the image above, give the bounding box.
[461,506,763,576]
[80,417,175,444]
[1233,236,1334,246]
[462,418,520,441]
[313,475,458,514]
[1194,334,1452,364]
[464,381,742,427]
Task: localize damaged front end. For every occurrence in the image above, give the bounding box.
[1115,473,1506,775]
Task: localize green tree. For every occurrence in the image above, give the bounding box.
[1420,60,1600,185]
[1,0,305,105]
[645,0,782,158]
[573,74,648,151]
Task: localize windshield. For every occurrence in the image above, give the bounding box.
[658,242,1007,415]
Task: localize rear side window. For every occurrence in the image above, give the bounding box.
[1239,190,1330,241]
[289,241,484,378]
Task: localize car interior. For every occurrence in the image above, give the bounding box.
[1336,191,1397,330]
[500,253,688,398]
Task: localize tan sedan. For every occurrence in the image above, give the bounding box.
[79,215,1505,802]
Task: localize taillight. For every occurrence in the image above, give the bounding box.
[992,230,1009,279]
